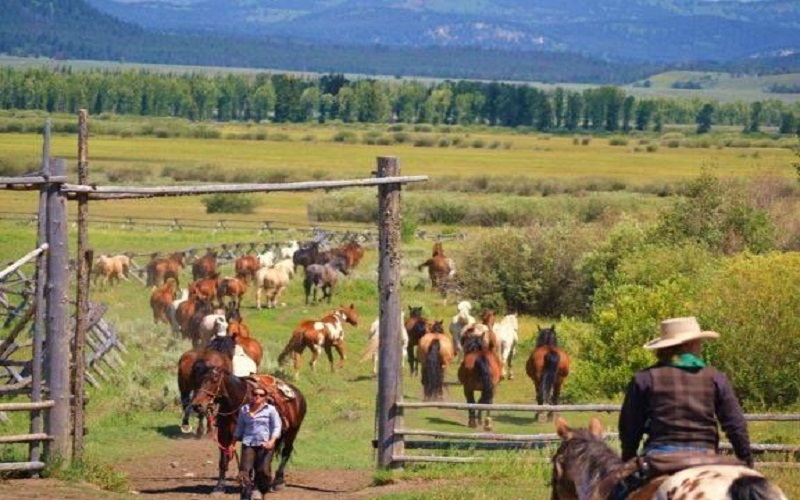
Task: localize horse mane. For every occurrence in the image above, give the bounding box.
[207,336,236,358]
[556,428,625,494]
[536,326,558,348]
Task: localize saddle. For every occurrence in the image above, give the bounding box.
[593,452,745,500]
[242,374,296,429]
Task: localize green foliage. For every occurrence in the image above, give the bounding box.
[201,193,260,214]
[43,455,129,493]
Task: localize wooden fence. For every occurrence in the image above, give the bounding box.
[388,401,800,467]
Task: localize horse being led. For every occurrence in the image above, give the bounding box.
[449,300,475,356]
[417,320,455,401]
[551,417,787,500]
[360,313,407,376]
[404,306,428,376]
[277,304,358,379]
[458,324,502,430]
[417,242,452,297]
[176,341,233,435]
[191,367,307,494]
[525,324,570,421]
[481,310,519,380]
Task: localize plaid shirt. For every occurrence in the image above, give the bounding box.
[619,365,752,466]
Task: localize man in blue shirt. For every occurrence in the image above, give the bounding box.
[233,387,282,500]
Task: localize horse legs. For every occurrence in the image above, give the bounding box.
[213,448,232,493]
[333,341,346,370]
[464,388,477,428]
[406,343,417,376]
[323,344,336,372]
[180,389,194,434]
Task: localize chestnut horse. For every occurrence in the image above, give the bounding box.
[525,325,570,421]
[277,304,359,379]
[334,240,364,270]
[217,276,247,311]
[226,309,263,366]
[417,242,452,295]
[417,320,455,401]
[176,345,232,435]
[191,368,307,494]
[404,306,428,376]
[234,254,260,284]
[551,417,787,500]
[192,249,218,281]
[458,325,503,430]
[149,277,177,325]
[146,251,185,288]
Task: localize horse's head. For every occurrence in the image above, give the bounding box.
[551,417,615,500]
[191,366,225,415]
[408,306,424,318]
[338,303,358,326]
[432,242,444,257]
[430,319,445,333]
[536,325,558,348]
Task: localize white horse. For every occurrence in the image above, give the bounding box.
[272,257,295,279]
[258,249,276,268]
[492,313,519,380]
[361,313,407,376]
[280,240,300,260]
[449,300,475,355]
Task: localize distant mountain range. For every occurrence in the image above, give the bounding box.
[2,0,799,84]
[83,0,800,63]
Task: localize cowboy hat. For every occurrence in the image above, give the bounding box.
[643,316,719,350]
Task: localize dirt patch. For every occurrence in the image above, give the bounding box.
[0,437,435,499]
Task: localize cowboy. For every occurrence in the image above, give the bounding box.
[614,316,753,498]
[233,387,282,500]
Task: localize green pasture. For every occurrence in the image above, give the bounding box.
[1,123,799,497]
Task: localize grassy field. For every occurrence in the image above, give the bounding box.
[1,124,799,497]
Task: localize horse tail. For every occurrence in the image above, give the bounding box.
[476,354,494,401]
[728,475,784,500]
[278,330,301,365]
[541,349,560,404]
[422,341,443,400]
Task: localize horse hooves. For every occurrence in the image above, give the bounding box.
[271,483,286,491]
[180,424,193,434]
[210,485,226,495]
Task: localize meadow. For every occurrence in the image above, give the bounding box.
[0,120,798,498]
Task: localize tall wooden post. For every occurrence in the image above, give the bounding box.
[376,156,404,468]
[72,109,90,459]
[44,157,71,461]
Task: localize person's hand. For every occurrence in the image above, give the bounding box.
[263,439,276,450]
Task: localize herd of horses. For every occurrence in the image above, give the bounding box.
[91,238,784,499]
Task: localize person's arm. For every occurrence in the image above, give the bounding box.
[263,405,282,450]
[714,371,753,467]
[619,372,649,461]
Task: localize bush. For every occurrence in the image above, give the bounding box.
[201,193,260,214]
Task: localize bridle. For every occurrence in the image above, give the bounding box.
[196,369,247,417]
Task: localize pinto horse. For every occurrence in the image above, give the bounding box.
[176,345,232,435]
[191,367,307,494]
[277,304,358,379]
[525,324,570,421]
[458,326,503,430]
[404,306,429,377]
[417,243,452,296]
[417,320,455,401]
[551,417,787,500]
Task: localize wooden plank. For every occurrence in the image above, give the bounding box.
[0,244,49,281]
[0,401,54,411]
[396,428,561,442]
[0,461,46,472]
[0,433,53,444]
[392,455,482,464]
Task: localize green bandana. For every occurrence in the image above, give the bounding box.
[664,353,707,369]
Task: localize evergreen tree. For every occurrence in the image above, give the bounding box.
[696,103,714,134]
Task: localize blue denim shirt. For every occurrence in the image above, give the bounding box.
[233,402,282,446]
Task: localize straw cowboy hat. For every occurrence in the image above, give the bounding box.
[643,316,719,350]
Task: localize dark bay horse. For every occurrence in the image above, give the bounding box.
[525,325,570,421]
[292,241,320,273]
[417,320,455,401]
[176,344,232,434]
[458,330,502,430]
[277,304,359,379]
[191,368,307,494]
[404,306,428,376]
[551,417,787,500]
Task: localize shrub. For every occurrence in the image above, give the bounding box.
[201,193,260,214]
[333,130,358,143]
[105,166,149,183]
[608,137,629,146]
[413,136,436,147]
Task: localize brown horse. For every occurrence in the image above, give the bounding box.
[458,329,503,430]
[149,277,177,325]
[404,306,429,376]
[192,249,218,281]
[277,304,358,379]
[191,367,307,494]
[234,254,261,284]
[176,346,232,435]
[417,320,456,401]
[226,309,263,366]
[525,325,570,421]
[217,276,247,311]
[335,240,364,270]
[146,251,185,288]
[417,242,452,295]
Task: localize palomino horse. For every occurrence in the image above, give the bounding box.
[458,327,503,430]
[91,254,131,290]
[525,325,570,421]
[481,309,519,380]
[360,313,407,376]
[303,256,349,305]
[191,367,307,494]
[417,242,452,296]
[417,320,456,401]
[146,251,185,288]
[404,306,428,376]
[176,344,232,435]
[255,264,292,310]
[449,300,475,356]
[277,304,359,379]
[551,417,787,500]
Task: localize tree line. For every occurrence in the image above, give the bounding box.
[1,67,799,133]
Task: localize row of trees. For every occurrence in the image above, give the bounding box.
[1,67,799,133]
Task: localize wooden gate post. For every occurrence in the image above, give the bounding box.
[44,157,71,461]
[376,156,404,469]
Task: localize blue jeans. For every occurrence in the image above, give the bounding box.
[644,444,713,456]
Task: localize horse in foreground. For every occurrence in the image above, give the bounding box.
[176,345,232,434]
[417,320,455,401]
[551,417,787,500]
[277,304,359,379]
[525,324,570,420]
[457,327,502,430]
[191,367,307,494]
